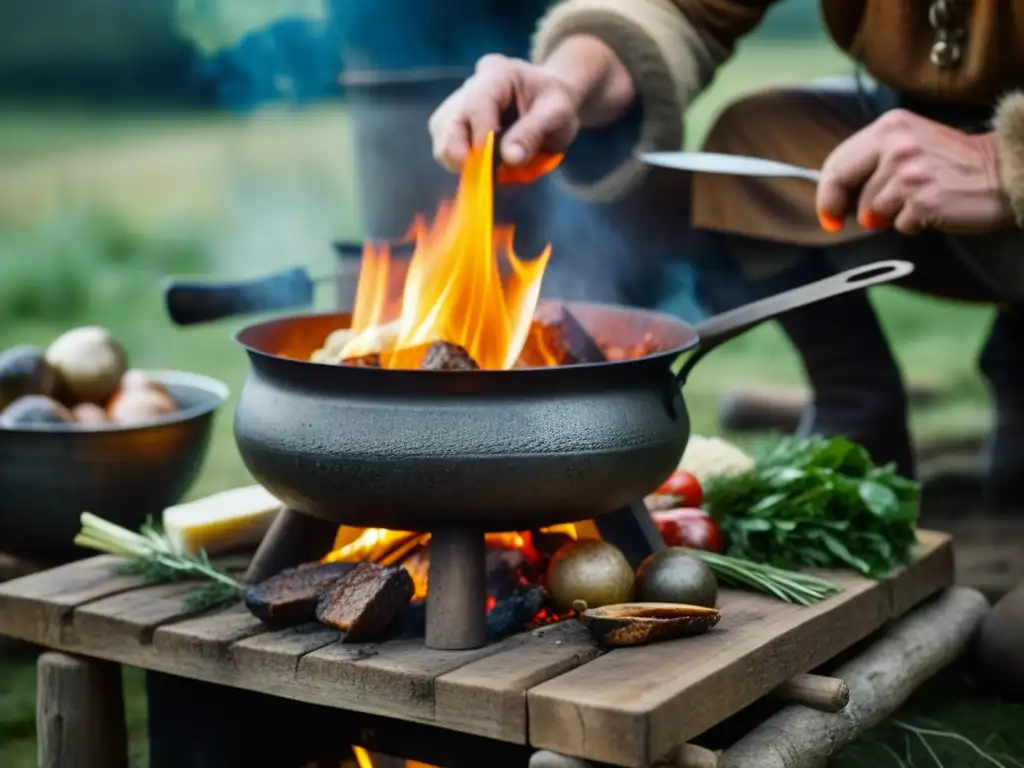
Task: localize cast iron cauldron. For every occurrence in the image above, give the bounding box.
[233,260,913,531]
[233,259,912,649]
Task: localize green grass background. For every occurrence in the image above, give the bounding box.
[0,37,1018,767]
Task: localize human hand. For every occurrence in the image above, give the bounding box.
[816,109,1014,235]
[429,54,582,175]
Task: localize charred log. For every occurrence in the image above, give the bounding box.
[316,562,415,643]
[420,341,480,370]
[395,587,552,642]
[487,587,547,640]
[244,561,357,629]
[520,304,606,367]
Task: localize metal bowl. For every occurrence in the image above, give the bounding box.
[0,370,230,563]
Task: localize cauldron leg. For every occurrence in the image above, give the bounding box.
[244,508,338,583]
[426,527,487,650]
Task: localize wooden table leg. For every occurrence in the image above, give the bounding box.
[37,652,128,768]
[245,508,339,583]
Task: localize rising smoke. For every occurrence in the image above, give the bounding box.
[176,0,714,322]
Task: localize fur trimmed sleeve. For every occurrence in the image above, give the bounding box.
[994,92,1024,228]
[529,0,729,201]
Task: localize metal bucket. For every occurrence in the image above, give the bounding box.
[338,67,702,314]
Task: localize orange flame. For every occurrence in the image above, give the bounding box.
[496,152,565,185]
[352,746,437,768]
[338,132,551,369]
[322,523,589,601]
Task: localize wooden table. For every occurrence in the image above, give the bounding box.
[0,531,954,768]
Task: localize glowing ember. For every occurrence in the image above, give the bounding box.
[337,132,551,370]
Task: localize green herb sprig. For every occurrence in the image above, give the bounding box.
[75,512,245,612]
[703,436,920,579]
[686,548,840,605]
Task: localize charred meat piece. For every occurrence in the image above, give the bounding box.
[316,562,415,642]
[520,303,606,367]
[420,341,480,371]
[245,561,357,629]
[342,353,382,368]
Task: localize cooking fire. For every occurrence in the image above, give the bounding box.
[318,523,595,639]
[288,132,661,370]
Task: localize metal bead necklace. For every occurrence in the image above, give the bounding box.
[928,0,969,69]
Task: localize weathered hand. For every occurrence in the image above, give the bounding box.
[428,54,582,174]
[816,109,1014,235]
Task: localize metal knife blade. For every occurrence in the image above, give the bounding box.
[639,151,822,183]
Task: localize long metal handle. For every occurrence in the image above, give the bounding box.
[676,259,915,383]
[163,268,318,326]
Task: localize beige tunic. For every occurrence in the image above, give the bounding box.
[526,0,1024,298]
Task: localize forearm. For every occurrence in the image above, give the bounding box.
[528,0,735,201]
[541,34,636,127]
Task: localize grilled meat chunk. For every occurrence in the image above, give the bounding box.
[316,562,415,642]
[244,561,357,629]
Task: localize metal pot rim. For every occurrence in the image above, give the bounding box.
[0,369,229,435]
[233,301,701,376]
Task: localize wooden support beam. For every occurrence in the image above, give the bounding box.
[37,651,128,768]
[719,587,989,768]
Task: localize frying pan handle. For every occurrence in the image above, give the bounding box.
[163,268,316,326]
[676,259,915,384]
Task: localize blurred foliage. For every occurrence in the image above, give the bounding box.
[0,205,210,323]
[0,0,826,104]
[176,0,327,55]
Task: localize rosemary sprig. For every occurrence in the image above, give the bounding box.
[75,512,245,613]
[684,548,841,606]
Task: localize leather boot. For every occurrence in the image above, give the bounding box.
[978,307,1024,510]
[693,241,915,476]
[775,276,915,477]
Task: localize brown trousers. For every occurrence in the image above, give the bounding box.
[693,76,1024,305]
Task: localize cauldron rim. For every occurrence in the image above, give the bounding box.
[233,300,701,376]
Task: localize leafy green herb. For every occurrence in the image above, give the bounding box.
[703,436,920,579]
[75,512,245,613]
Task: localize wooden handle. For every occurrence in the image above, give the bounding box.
[769,673,850,713]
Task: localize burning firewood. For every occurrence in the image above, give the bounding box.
[311,329,357,363]
[244,561,358,629]
[310,319,401,364]
[316,562,415,642]
[341,353,383,368]
[519,303,606,367]
[598,332,662,361]
[419,341,480,370]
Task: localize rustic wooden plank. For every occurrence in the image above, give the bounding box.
[72,582,200,654]
[434,621,602,743]
[0,556,146,646]
[526,531,952,767]
[231,623,340,677]
[884,530,954,618]
[151,604,268,663]
[294,633,522,724]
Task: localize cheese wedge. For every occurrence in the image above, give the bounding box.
[163,485,284,555]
